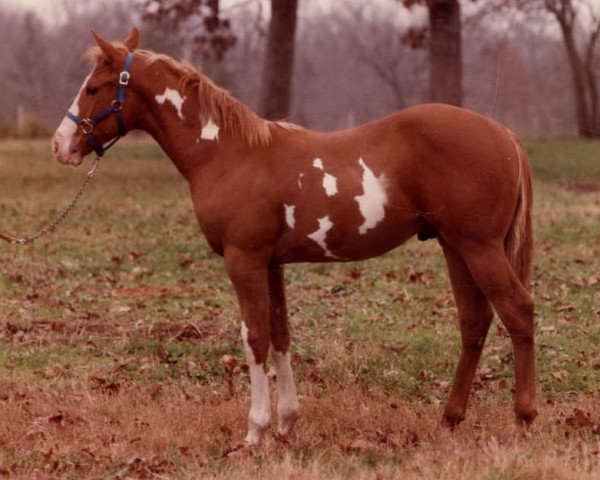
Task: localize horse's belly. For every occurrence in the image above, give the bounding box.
[274,204,418,263]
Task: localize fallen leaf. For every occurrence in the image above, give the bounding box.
[565,409,594,429]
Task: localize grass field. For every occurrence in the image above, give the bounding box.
[0,138,598,479]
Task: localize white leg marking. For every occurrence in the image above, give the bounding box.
[272,350,299,437]
[322,173,338,196]
[241,323,271,446]
[354,157,388,234]
[307,215,339,258]
[155,87,186,120]
[284,204,296,228]
[200,117,220,141]
[313,158,324,170]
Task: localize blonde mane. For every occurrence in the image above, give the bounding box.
[85,46,306,147]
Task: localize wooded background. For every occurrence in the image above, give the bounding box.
[1,0,599,138]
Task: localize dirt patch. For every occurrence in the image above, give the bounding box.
[564,180,600,193]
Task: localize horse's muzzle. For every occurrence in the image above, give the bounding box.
[51,136,83,166]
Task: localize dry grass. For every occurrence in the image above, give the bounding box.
[0,377,597,479]
[0,138,599,478]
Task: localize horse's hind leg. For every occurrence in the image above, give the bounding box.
[460,241,537,425]
[441,241,494,427]
[268,265,299,437]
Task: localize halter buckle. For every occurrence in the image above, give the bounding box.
[80,119,94,134]
[119,71,130,86]
[111,100,123,112]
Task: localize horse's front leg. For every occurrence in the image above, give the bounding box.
[268,265,299,437]
[225,245,273,446]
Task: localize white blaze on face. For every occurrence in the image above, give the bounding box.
[200,118,220,141]
[51,72,92,165]
[307,215,338,258]
[155,87,186,120]
[284,204,296,228]
[355,157,388,235]
[241,322,271,445]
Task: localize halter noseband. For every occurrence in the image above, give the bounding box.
[66,52,134,157]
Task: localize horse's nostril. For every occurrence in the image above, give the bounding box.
[52,140,60,155]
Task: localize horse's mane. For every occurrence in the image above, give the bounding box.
[87,45,302,147]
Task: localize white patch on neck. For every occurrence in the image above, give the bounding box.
[298,173,304,189]
[313,158,324,170]
[155,87,186,120]
[355,158,388,235]
[284,204,296,228]
[322,173,338,196]
[307,216,338,258]
[201,118,220,141]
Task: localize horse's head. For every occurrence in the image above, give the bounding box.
[51,28,141,166]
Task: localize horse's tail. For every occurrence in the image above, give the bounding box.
[505,131,534,290]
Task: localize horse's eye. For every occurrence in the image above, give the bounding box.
[85,86,99,95]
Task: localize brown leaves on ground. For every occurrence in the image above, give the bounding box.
[2,378,597,479]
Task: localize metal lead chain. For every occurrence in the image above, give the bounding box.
[0,156,101,246]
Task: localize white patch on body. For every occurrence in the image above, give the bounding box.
[241,322,271,445]
[322,173,338,196]
[313,158,324,170]
[200,118,220,141]
[272,349,299,436]
[155,87,186,120]
[355,157,388,235]
[284,204,296,228]
[307,215,338,258]
[298,173,304,189]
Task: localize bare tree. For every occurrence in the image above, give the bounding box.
[141,0,236,61]
[259,0,299,120]
[481,0,600,137]
[403,0,463,106]
[335,6,428,110]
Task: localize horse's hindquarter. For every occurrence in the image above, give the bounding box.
[399,104,522,245]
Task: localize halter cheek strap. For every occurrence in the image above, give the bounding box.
[66,52,134,157]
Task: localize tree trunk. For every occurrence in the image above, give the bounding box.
[428,0,462,106]
[208,0,218,14]
[260,0,298,120]
[556,20,595,137]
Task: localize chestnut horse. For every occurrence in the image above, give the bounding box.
[51,28,536,446]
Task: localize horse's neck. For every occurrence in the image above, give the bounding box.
[136,81,223,179]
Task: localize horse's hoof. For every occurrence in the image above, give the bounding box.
[442,412,465,429]
[277,410,299,438]
[516,407,538,427]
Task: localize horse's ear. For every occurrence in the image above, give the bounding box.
[91,29,116,62]
[123,27,140,51]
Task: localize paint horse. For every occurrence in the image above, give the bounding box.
[51,28,537,446]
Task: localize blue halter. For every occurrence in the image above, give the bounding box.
[66,52,134,157]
